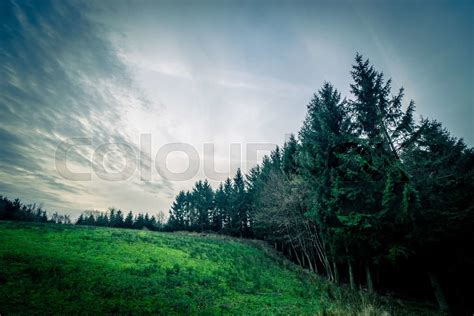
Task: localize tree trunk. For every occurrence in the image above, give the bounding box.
[291,246,303,266]
[428,271,449,313]
[313,256,319,274]
[365,265,374,293]
[333,260,339,284]
[303,251,314,272]
[348,260,355,290]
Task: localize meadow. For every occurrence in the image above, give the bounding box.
[0,221,438,315]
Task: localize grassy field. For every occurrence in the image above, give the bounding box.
[0,221,438,315]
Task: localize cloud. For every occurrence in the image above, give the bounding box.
[1,0,471,217]
[0,0,173,215]
[126,56,193,80]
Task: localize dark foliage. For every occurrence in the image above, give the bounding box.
[76,208,163,231]
[0,196,70,224]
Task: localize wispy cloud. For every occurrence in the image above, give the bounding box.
[0,0,173,215]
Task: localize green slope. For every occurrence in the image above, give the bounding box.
[0,221,437,315]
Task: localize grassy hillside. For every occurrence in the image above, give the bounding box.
[0,221,437,315]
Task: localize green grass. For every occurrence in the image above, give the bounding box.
[0,221,438,315]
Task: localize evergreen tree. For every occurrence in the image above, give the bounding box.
[124,211,134,228]
[403,119,474,312]
[298,82,350,282]
[96,213,109,226]
[222,177,233,233]
[168,191,187,230]
[115,210,124,228]
[191,180,214,232]
[85,214,96,226]
[144,213,150,228]
[134,213,145,229]
[331,54,418,291]
[76,214,85,225]
[148,215,158,231]
[231,168,249,237]
[281,134,299,176]
[212,183,225,233]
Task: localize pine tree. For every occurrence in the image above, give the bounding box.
[191,180,214,232]
[124,211,134,228]
[334,54,418,291]
[144,213,150,228]
[115,210,124,228]
[86,214,96,226]
[298,82,349,281]
[222,177,233,233]
[134,213,145,229]
[149,215,158,231]
[403,119,473,312]
[281,134,299,176]
[168,191,187,230]
[245,165,262,237]
[76,214,84,225]
[212,183,226,233]
[108,208,116,227]
[231,168,249,237]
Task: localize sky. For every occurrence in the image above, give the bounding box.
[0,0,472,217]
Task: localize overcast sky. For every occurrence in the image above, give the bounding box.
[1,0,472,216]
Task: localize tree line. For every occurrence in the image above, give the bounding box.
[166,170,251,237]
[0,196,71,224]
[0,196,165,231]
[76,208,165,231]
[166,54,473,313]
